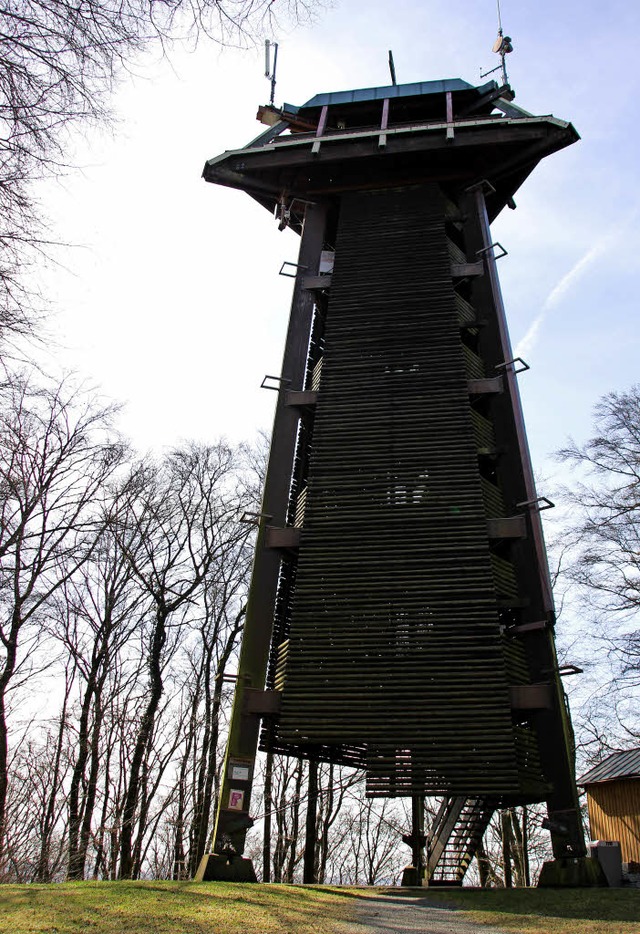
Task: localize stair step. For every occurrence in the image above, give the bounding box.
[427,796,494,887]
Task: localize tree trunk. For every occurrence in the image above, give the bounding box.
[77,689,107,877]
[303,759,318,883]
[501,811,513,888]
[285,760,303,883]
[119,609,166,879]
[263,749,273,883]
[35,682,71,881]
[0,610,20,875]
[67,671,98,879]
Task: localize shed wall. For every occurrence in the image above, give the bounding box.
[586,779,640,862]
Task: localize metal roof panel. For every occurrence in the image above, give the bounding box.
[299,78,492,110]
[578,747,640,785]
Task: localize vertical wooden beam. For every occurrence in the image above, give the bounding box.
[446,91,454,142]
[312,105,329,154]
[379,98,390,148]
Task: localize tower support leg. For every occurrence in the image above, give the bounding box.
[401,795,425,886]
[195,204,328,882]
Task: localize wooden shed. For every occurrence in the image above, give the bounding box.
[579,748,640,864]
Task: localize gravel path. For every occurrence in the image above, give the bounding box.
[335,892,510,934]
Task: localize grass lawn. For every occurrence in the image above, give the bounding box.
[0,881,638,934]
[0,881,353,934]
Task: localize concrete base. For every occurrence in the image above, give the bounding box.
[195,853,258,882]
[537,856,609,888]
[401,864,425,886]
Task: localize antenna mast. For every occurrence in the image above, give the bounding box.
[481,0,513,87]
[265,39,279,106]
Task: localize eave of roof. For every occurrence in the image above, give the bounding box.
[578,747,640,786]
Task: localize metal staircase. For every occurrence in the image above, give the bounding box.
[426,797,495,885]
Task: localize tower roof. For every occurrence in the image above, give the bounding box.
[298,77,482,110]
[203,76,578,228]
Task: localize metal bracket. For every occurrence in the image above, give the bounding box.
[275,198,318,231]
[477,242,508,260]
[507,620,549,635]
[260,374,292,391]
[243,688,282,716]
[487,516,527,539]
[468,377,503,395]
[265,526,301,550]
[465,178,496,195]
[451,261,484,278]
[542,816,569,835]
[286,390,318,408]
[510,684,553,710]
[516,496,555,512]
[495,357,530,375]
[303,275,332,291]
[240,511,273,525]
[541,664,584,678]
[279,261,308,278]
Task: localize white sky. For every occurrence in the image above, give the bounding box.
[35,0,640,498]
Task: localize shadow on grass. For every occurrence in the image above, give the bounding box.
[295,886,364,900]
[365,887,640,924]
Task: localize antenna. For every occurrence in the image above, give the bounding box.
[388,50,397,86]
[480,0,513,87]
[264,39,279,106]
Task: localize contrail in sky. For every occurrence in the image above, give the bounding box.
[514,236,614,360]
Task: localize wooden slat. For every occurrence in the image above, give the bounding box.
[587,781,640,862]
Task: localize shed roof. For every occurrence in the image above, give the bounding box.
[578,748,640,786]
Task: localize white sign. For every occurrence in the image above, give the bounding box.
[231,765,250,781]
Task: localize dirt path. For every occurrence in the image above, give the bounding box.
[336,892,509,934]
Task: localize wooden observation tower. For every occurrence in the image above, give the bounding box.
[197,71,594,886]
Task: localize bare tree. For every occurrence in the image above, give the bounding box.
[469,804,551,887]
[312,763,359,883]
[184,562,249,877]
[0,426,266,881]
[0,0,321,346]
[49,486,150,880]
[0,374,122,873]
[557,385,640,734]
[350,796,403,885]
[32,661,75,882]
[114,442,250,878]
[268,754,304,883]
[3,726,69,881]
